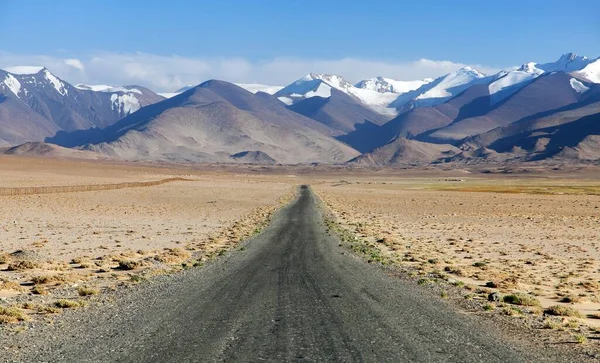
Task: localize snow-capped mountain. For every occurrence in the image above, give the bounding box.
[536,53,597,73]
[275,73,399,115]
[573,59,600,83]
[487,54,600,105]
[389,67,493,110]
[158,83,283,99]
[0,67,164,145]
[355,77,433,94]
[488,63,544,105]
[236,83,283,94]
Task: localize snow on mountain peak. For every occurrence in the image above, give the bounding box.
[75,84,143,94]
[2,73,22,98]
[488,64,544,105]
[235,83,283,94]
[517,62,540,73]
[538,53,595,73]
[43,69,68,96]
[276,73,400,115]
[110,93,141,115]
[573,58,600,84]
[355,77,433,94]
[4,66,45,75]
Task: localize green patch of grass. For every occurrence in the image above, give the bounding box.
[483,303,495,311]
[417,278,429,285]
[451,280,465,287]
[503,306,523,317]
[574,334,588,344]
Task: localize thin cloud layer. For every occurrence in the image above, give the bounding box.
[0,51,501,92]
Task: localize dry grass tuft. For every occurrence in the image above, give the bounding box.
[0,306,29,323]
[544,305,583,318]
[54,299,81,309]
[31,274,71,285]
[154,248,191,264]
[502,293,541,307]
[0,280,25,292]
[77,286,100,296]
[7,260,40,271]
[31,285,48,295]
[116,260,144,270]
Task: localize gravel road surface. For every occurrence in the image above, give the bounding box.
[1,186,586,362]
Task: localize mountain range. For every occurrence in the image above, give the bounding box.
[1,53,599,165]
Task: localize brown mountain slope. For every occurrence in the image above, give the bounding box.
[349,137,460,165]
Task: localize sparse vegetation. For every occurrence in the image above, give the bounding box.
[7,260,39,271]
[54,299,81,309]
[501,293,540,307]
[483,303,495,311]
[116,260,143,270]
[31,285,48,295]
[77,286,100,296]
[544,305,583,318]
[0,306,29,323]
[559,295,581,303]
[543,318,562,330]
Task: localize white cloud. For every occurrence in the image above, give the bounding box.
[0,51,502,92]
[64,58,85,71]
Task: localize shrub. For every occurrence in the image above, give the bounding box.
[7,260,39,271]
[116,260,143,270]
[544,305,582,318]
[559,295,581,303]
[0,306,29,323]
[54,299,80,308]
[31,285,48,295]
[542,318,561,330]
[77,286,100,296]
[31,274,69,285]
[502,293,541,307]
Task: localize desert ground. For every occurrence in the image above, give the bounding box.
[0,156,295,320]
[313,171,600,332]
[1,155,600,344]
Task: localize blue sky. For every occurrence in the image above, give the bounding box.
[0,0,598,90]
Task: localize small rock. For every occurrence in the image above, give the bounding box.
[488,292,501,302]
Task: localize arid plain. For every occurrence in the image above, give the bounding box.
[1,155,600,345]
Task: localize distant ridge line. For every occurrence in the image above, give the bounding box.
[0,177,191,196]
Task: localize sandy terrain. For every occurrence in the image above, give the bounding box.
[314,176,600,329]
[0,156,294,319]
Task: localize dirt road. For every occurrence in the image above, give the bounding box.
[2,186,586,362]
